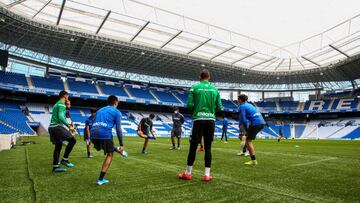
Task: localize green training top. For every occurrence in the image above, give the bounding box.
[50,100,69,127]
[187,80,223,120]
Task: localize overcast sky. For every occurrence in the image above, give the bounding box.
[134,0,360,46]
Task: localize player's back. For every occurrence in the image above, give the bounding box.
[240,102,265,126]
[91,106,121,139]
[188,81,222,120]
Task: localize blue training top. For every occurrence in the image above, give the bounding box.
[279,125,284,134]
[90,105,123,146]
[223,118,228,129]
[238,102,266,128]
[83,116,94,137]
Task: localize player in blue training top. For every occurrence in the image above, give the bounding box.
[277,120,285,142]
[237,94,266,166]
[221,117,229,143]
[84,108,97,158]
[90,95,126,185]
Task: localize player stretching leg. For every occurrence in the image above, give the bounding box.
[178,69,222,182]
[170,107,185,150]
[48,91,77,172]
[237,94,266,166]
[90,95,127,185]
[277,121,284,142]
[84,108,97,158]
[137,114,156,154]
[221,117,228,143]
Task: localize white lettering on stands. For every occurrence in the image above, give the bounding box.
[308,101,325,110]
[336,99,354,110]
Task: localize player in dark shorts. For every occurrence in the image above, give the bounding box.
[277,121,285,142]
[84,108,97,158]
[48,91,77,172]
[221,117,229,143]
[137,114,156,154]
[90,95,127,185]
[178,69,223,182]
[170,107,185,150]
[238,94,266,166]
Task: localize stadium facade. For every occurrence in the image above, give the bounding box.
[0,0,360,140]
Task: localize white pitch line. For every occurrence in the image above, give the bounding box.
[290,157,338,167]
[129,156,326,203]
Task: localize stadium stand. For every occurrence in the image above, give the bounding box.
[0,71,28,86]
[67,78,98,94]
[98,82,129,98]
[221,99,237,109]
[279,101,299,111]
[173,92,188,104]
[151,89,181,104]
[31,75,64,90]
[126,85,155,100]
[0,109,34,134]
[0,122,18,134]
[255,101,277,112]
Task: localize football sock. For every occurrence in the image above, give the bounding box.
[172,143,175,147]
[177,143,180,148]
[185,165,193,175]
[87,151,90,157]
[142,147,146,153]
[99,171,106,180]
[251,155,256,160]
[243,145,247,153]
[205,167,211,176]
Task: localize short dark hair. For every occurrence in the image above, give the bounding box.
[59,90,68,98]
[200,69,210,80]
[90,108,97,114]
[107,95,118,105]
[149,113,155,119]
[174,106,179,111]
[238,94,248,102]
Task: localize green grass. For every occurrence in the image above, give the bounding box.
[1,136,360,203]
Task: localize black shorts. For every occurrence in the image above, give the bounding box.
[48,126,73,144]
[91,139,115,154]
[190,120,215,144]
[171,127,182,138]
[247,124,265,140]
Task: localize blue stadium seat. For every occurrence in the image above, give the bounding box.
[0,100,22,110]
[0,122,18,134]
[0,71,28,86]
[0,109,33,134]
[279,101,299,111]
[221,99,237,109]
[343,127,360,139]
[173,92,188,103]
[255,101,276,111]
[31,75,64,90]
[67,80,98,94]
[152,90,180,103]
[127,87,155,100]
[295,125,305,138]
[99,84,129,97]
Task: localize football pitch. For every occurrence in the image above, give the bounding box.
[0,136,359,203]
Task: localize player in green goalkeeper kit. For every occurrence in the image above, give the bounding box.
[178,69,223,182]
[48,91,77,172]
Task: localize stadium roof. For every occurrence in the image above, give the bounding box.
[0,0,360,85]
